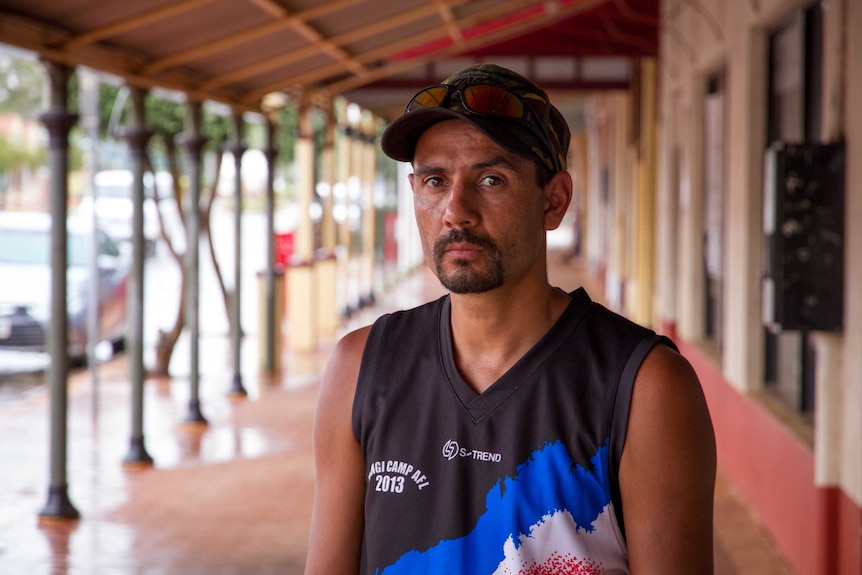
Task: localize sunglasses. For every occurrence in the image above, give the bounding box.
[405,83,562,173]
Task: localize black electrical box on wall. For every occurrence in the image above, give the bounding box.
[762,141,845,332]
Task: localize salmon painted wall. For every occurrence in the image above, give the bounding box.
[673,337,817,575]
[818,487,862,575]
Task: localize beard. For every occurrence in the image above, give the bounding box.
[431,229,504,294]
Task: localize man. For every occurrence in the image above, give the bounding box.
[305,64,716,575]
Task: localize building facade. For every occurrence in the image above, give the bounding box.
[579,0,861,573]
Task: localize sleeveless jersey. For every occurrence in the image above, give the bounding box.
[352,288,673,575]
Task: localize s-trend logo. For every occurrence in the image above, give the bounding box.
[442,439,502,462]
[442,440,460,460]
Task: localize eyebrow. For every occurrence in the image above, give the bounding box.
[412,155,519,178]
[411,164,445,178]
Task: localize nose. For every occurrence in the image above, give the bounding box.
[442,182,477,228]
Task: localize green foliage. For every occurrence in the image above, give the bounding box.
[0,134,43,171]
[277,105,298,165]
[0,136,16,172]
[0,50,48,173]
[145,93,185,137]
[0,48,300,172]
[202,110,231,150]
[0,51,45,119]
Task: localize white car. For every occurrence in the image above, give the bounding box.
[0,211,129,362]
[76,169,179,256]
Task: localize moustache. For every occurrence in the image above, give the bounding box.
[432,229,499,259]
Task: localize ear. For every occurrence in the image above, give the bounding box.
[543,170,573,231]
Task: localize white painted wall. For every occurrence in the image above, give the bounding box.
[655,0,862,506]
[840,0,862,507]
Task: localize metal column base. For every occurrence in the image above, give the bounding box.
[227,373,247,397]
[122,436,154,468]
[182,400,208,425]
[39,484,80,520]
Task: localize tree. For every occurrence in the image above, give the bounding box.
[0,49,45,119]
[0,49,301,374]
[145,129,230,376]
[0,49,50,207]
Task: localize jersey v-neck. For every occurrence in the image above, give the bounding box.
[437,287,593,422]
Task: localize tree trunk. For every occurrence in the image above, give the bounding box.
[145,133,232,376]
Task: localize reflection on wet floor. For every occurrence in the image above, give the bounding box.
[0,374,43,402]
[0,352,49,402]
[0,331,328,573]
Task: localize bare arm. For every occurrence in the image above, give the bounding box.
[304,327,370,575]
[620,344,717,574]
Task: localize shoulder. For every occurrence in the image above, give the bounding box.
[634,344,704,415]
[336,324,373,358]
[314,325,373,444]
[312,325,372,473]
[320,325,372,399]
[584,296,654,337]
[620,343,717,572]
[626,344,713,464]
[307,326,371,574]
[323,297,447,398]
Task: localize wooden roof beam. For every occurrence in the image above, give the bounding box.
[307,0,607,100]
[246,0,288,18]
[245,0,582,104]
[289,21,366,77]
[200,0,477,90]
[143,0,366,74]
[434,0,464,44]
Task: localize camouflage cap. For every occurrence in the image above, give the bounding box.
[381,64,570,174]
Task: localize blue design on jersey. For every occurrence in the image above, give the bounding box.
[377,440,612,575]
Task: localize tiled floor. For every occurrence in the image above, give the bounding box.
[0,254,795,574]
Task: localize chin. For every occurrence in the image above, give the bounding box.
[438,266,503,294]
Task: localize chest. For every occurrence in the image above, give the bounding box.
[357,358,624,575]
[352,295,646,574]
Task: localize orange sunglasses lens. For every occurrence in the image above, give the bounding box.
[462,85,524,119]
[409,86,450,111]
[407,84,526,120]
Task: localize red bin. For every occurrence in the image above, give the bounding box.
[274,231,295,267]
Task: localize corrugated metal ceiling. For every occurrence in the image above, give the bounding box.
[0,0,657,118]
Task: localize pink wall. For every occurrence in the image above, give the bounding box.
[669,332,862,575]
[836,488,862,575]
[674,337,818,575]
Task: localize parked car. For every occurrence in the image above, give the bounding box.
[0,211,129,362]
[75,169,180,256]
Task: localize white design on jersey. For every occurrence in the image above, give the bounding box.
[491,505,629,575]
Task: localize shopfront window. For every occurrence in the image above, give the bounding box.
[703,73,725,352]
[763,3,823,415]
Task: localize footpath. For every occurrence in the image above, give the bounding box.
[0,252,794,574]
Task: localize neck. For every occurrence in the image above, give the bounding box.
[448,282,570,393]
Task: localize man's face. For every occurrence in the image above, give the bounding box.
[408,119,550,294]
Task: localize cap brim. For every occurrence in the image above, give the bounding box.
[380,107,534,165]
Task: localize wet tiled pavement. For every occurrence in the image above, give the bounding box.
[0,254,795,574]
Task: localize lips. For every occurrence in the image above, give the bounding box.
[444,242,483,257]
